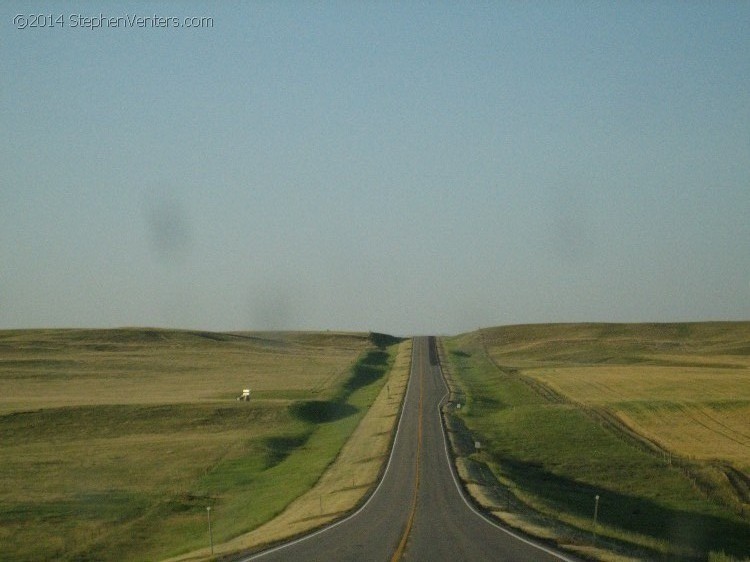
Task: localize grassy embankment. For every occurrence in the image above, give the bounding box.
[171,337,413,561]
[0,329,402,562]
[442,323,750,561]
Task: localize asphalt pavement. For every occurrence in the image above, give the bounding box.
[240,337,576,561]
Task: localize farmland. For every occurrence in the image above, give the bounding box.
[0,328,402,562]
[442,322,750,560]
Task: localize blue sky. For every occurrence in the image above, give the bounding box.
[2,1,749,335]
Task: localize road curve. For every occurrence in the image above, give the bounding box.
[239,337,576,561]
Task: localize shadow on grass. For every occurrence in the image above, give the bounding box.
[498,456,750,559]
[263,432,316,468]
[369,332,402,349]
[289,400,358,424]
[284,340,396,471]
[338,348,393,396]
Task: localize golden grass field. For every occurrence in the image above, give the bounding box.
[0,329,369,413]
[533,366,750,470]
[0,328,402,562]
[484,323,750,474]
[444,322,750,561]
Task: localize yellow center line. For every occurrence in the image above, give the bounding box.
[390,339,425,562]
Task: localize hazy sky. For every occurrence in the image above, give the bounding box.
[2,2,749,336]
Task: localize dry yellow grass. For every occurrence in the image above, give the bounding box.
[530,363,750,469]
[477,323,750,472]
[617,403,750,470]
[165,339,412,562]
[0,329,368,413]
[532,364,750,405]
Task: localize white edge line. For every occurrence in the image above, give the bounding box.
[240,342,417,561]
[433,343,580,562]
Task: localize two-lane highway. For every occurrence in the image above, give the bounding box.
[242,337,574,561]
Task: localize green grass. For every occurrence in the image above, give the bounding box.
[443,324,750,560]
[0,329,400,562]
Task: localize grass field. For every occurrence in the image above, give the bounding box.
[0,328,401,562]
[443,322,750,561]
[170,338,414,561]
[532,366,750,470]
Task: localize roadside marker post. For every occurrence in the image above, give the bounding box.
[592,495,600,544]
[207,506,214,555]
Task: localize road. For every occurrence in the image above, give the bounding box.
[241,337,575,561]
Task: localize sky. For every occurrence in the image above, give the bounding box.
[2,1,749,336]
